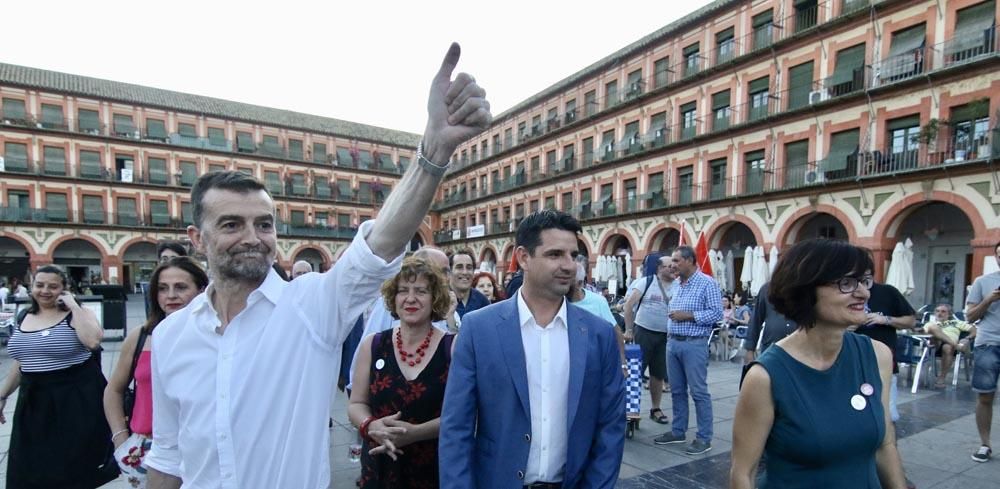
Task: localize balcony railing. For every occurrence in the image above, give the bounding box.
[0,113,406,175]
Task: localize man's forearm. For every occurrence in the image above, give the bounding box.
[366,143,453,260]
[147,468,182,489]
[966,300,992,323]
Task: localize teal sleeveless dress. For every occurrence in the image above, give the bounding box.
[754,332,885,488]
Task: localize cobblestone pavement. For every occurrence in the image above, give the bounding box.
[0,295,996,488]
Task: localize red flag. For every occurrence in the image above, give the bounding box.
[695,231,713,276]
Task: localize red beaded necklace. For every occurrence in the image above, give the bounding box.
[395,327,433,367]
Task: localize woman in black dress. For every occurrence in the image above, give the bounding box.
[0,265,119,488]
[349,257,455,489]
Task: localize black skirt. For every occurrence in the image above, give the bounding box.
[7,354,120,489]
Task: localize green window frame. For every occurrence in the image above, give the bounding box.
[113,114,135,136]
[288,139,303,160]
[2,98,26,120]
[41,104,64,129]
[315,176,331,198]
[207,127,226,146]
[150,200,170,226]
[827,128,860,172]
[45,193,68,222]
[79,150,103,178]
[181,202,193,226]
[77,109,100,133]
[3,142,28,171]
[178,123,197,138]
[43,147,66,175]
[83,195,105,224]
[180,161,197,186]
[264,171,282,195]
[313,142,328,163]
[787,61,814,109]
[236,131,255,152]
[148,157,168,185]
[146,119,167,139]
[117,197,138,226]
[291,174,307,196]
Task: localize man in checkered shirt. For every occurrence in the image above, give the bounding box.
[653,245,723,455]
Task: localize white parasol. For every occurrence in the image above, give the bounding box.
[740,246,755,290]
[750,246,769,297]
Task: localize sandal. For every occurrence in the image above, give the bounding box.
[650,408,669,424]
[934,379,947,389]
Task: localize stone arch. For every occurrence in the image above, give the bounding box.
[51,237,106,291]
[576,237,592,260]
[121,240,159,292]
[411,229,428,253]
[0,235,33,285]
[645,223,690,254]
[775,205,857,247]
[47,234,108,262]
[599,231,635,256]
[293,245,332,272]
[479,244,499,266]
[704,216,765,251]
[874,191,988,242]
[876,198,982,312]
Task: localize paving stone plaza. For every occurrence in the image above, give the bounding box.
[0,295,995,489]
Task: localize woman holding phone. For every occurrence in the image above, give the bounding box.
[0,265,119,488]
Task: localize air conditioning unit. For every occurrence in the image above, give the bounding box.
[803,169,825,185]
[808,89,830,105]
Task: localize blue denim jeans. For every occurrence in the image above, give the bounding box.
[972,344,1000,393]
[667,337,713,442]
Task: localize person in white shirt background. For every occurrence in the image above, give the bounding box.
[144,43,491,489]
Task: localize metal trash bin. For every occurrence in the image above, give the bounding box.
[88,285,128,335]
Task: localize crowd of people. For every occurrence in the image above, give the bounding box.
[0,43,998,489]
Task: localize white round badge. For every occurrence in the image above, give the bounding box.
[375,358,385,370]
[851,394,867,411]
[860,383,874,397]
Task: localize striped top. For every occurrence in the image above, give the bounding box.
[8,313,93,372]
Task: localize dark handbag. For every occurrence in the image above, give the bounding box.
[123,329,149,420]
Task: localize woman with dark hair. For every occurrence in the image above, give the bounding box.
[0,265,120,488]
[104,257,208,488]
[472,271,505,303]
[730,239,907,489]
[349,256,456,488]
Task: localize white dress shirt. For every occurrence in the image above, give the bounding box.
[517,291,570,484]
[145,220,402,489]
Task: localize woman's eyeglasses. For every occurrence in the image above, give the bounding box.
[832,275,874,294]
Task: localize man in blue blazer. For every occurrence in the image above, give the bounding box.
[440,210,625,489]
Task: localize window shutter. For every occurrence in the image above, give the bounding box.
[749,76,770,93]
[712,91,731,109]
[827,129,860,171]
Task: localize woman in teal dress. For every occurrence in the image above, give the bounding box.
[730,239,907,489]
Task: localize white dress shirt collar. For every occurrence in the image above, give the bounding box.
[516,289,568,330]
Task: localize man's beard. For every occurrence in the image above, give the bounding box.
[212,245,272,282]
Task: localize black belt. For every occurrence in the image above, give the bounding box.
[670,334,709,341]
[524,483,561,489]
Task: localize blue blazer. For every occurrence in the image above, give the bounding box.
[439,298,625,489]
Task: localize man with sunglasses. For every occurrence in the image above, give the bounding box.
[851,273,916,423]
